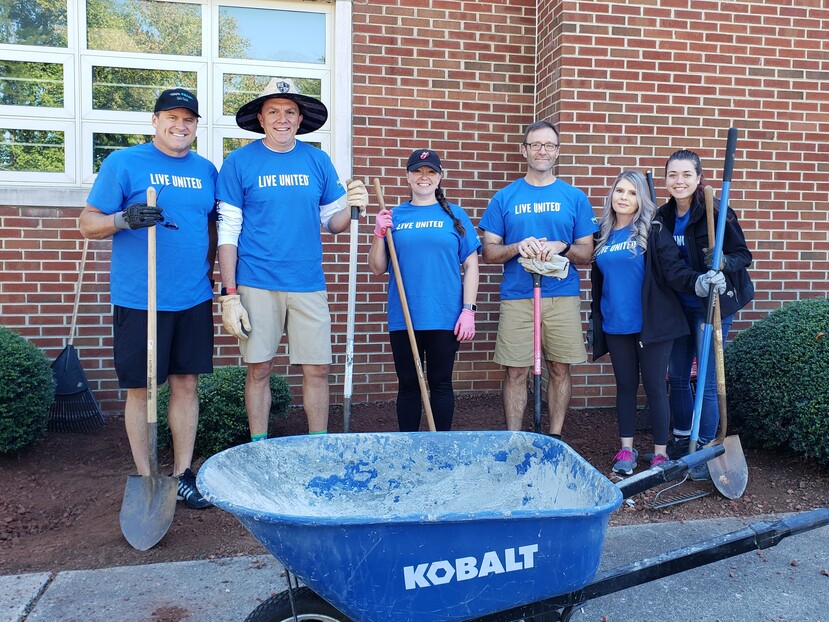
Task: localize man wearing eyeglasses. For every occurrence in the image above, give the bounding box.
[79,88,217,510]
[480,120,598,439]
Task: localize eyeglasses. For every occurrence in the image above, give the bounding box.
[523,142,559,152]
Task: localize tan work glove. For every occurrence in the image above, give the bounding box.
[219,294,251,340]
[346,179,368,217]
[518,255,570,280]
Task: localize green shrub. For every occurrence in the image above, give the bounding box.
[157,365,292,458]
[726,297,829,463]
[0,328,55,453]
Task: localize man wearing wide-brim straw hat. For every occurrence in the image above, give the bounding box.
[216,77,368,440]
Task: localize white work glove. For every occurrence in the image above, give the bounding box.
[346,179,368,217]
[219,294,251,340]
[694,270,727,297]
[518,255,570,280]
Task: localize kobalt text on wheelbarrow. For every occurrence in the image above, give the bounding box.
[197,432,829,622]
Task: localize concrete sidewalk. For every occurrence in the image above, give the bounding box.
[3,515,827,622]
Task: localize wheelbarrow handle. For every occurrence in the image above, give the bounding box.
[616,445,725,499]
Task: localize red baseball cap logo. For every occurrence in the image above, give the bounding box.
[420,151,429,160]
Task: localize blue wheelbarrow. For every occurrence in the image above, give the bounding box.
[197,432,829,622]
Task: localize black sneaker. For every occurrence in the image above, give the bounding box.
[689,461,711,481]
[176,468,211,509]
[666,436,691,460]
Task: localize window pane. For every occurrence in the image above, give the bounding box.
[93,132,198,172]
[93,132,151,172]
[87,0,201,56]
[223,136,254,160]
[219,6,325,63]
[0,60,64,107]
[222,74,321,117]
[92,66,197,112]
[0,0,68,47]
[0,128,64,172]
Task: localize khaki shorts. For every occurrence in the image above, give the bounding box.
[238,286,332,365]
[494,296,587,367]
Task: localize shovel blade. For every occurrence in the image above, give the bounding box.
[119,474,178,551]
[708,435,748,500]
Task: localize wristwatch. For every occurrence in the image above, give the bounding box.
[463,303,477,312]
[558,241,571,256]
[220,286,237,296]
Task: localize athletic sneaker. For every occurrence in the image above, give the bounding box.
[650,453,669,468]
[611,448,638,475]
[177,468,211,509]
[666,436,691,459]
[689,461,711,481]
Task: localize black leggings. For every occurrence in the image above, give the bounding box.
[389,330,460,431]
[605,333,673,445]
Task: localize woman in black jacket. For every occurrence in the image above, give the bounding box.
[655,150,754,480]
[591,170,723,475]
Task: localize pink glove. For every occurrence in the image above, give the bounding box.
[454,308,476,341]
[374,209,393,238]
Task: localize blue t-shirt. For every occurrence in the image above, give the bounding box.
[86,142,218,311]
[217,140,345,291]
[479,178,598,299]
[595,228,645,334]
[672,210,700,309]
[385,201,481,331]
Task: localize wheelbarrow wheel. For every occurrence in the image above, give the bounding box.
[245,586,354,622]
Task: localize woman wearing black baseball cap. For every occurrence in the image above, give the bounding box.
[368,149,481,431]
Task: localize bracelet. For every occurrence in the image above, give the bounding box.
[558,241,571,256]
[220,286,237,296]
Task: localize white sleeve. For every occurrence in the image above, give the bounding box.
[217,201,243,246]
[320,193,348,232]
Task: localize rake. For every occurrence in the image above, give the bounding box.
[48,238,105,433]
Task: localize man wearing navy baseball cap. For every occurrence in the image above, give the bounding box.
[154,88,200,117]
[79,87,218,519]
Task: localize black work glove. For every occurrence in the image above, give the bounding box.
[114,203,163,230]
[703,247,735,272]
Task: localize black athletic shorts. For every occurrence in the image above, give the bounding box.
[113,299,214,388]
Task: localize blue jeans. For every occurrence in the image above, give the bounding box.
[668,305,733,444]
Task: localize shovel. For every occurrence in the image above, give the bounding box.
[517,256,570,434]
[342,200,361,433]
[531,272,543,433]
[703,185,749,499]
[373,179,436,432]
[687,128,737,460]
[119,186,178,550]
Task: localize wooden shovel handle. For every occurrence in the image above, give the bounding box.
[146,187,158,430]
[704,185,728,445]
[372,179,437,432]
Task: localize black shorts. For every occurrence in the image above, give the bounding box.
[113,299,214,388]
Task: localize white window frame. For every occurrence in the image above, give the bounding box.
[0,0,352,203]
[0,48,75,119]
[80,55,208,124]
[0,119,76,184]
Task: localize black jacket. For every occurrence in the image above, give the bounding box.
[590,220,698,361]
[654,194,754,318]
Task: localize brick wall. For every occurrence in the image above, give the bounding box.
[535,0,829,407]
[1,0,826,417]
[348,0,539,404]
